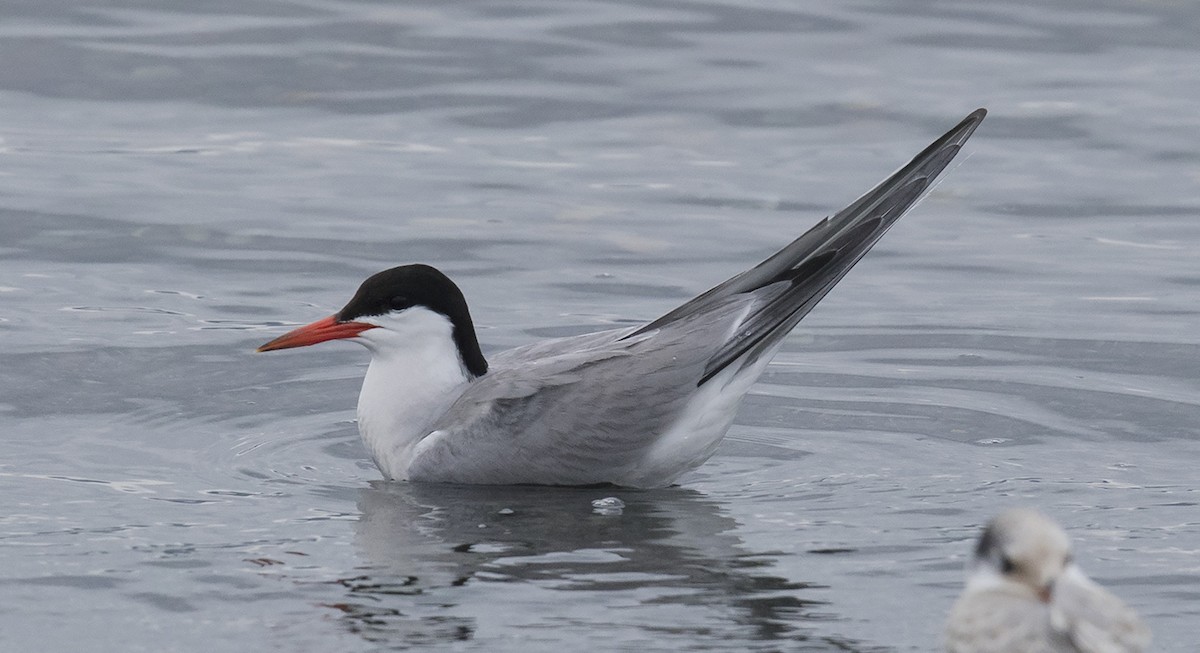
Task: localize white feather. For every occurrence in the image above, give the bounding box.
[354,307,470,478]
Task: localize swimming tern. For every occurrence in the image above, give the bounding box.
[258,109,986,487]
[945,508,1150,653]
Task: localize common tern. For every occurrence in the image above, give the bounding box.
[258,109,986,487]
[945,508,1150,653]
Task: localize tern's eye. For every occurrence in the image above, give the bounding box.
[1000,555,1016,574]
[389,296,410,310]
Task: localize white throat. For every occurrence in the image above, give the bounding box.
[354,306,473,479]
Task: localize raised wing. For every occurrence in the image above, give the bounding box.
[628,108,987,385]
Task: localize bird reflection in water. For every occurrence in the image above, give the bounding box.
[318,482,884,651]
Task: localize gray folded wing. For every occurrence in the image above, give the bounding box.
[414,299,753,484]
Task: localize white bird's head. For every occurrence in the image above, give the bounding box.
[969,507,1074,603]
[256,264,488,378]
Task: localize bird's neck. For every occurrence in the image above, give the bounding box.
[355,309,478,479]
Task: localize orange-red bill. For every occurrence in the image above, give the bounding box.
[256,315,377,352]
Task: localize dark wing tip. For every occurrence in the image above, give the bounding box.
[950,108,987,145]
[630,109,986,347]
[906,108,987,177]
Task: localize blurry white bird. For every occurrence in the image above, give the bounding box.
[257,109,986,487]
[945,508,1150,653]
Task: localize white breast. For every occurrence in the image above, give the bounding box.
[354,307,471,478]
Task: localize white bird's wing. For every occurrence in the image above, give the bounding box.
[1050,567,1150,653]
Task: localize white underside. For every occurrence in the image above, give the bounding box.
[610,348,778,487]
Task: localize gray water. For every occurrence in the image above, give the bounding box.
[2,1,1198,651]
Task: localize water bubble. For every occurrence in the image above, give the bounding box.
[591,497,625,515]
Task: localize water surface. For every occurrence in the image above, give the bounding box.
[2,1,1198,651]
